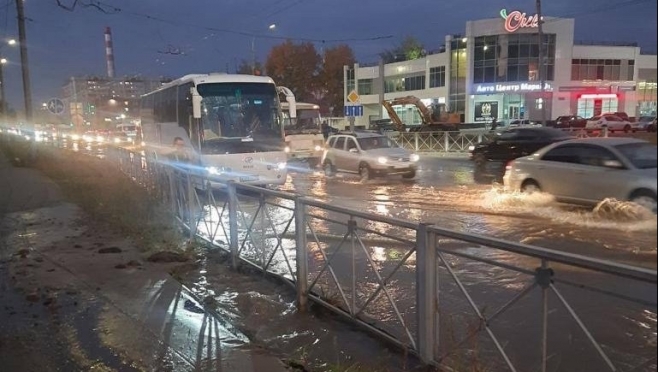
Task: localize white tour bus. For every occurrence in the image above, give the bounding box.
[116,123,138,138]
[278,88,325,167]
[140,73,290,186]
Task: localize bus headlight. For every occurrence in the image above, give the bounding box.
[377,157,388,165]
[410,154,420,162]
[277,162,287,170]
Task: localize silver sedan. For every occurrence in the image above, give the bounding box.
[504,138,657,211]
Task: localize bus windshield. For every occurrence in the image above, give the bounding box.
[198,83,283,153]
[285,107,321,134]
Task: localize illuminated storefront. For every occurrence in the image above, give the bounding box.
[344,10,656,126]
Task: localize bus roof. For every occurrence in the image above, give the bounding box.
[281,102,320,110]
[144,73,277,97]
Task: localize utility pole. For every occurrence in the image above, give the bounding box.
[16,0,33,122]
[536,0,547,126]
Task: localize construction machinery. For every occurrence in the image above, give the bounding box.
[381,96,461,132]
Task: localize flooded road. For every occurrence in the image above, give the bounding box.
[55,139,657,371]
[284,158,657,261]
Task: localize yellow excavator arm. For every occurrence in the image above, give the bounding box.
[382,95,460,132]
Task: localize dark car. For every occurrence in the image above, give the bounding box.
[603,112,630,122]
[554,115,587,128]
[470,127,574,183]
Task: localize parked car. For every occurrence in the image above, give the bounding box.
[554,115,587,129]
[322,131,419,181]
[508,119,540,128]
[469,127,574,183]
[637,116,657,132]
[602,112,630,122]
[586,114,635,133]
[504,138,657,212]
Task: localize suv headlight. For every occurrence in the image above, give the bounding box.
[207,167,221,175]
[377,157,388,165]
[314,145,323,152]
[277,162,287,170]
[410,154,420,162]
[284,146,291,153]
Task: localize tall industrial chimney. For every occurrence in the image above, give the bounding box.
[104,27,116,78]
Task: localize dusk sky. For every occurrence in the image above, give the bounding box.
[1,0,656,112]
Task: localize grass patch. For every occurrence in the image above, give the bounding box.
[1,139,186,254]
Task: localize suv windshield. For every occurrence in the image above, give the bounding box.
[357,136,397,150]
[615,143,657,169]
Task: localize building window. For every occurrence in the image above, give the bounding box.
[473,34,556,84]
[449,39,467,116]
[358,79,373,95]
[429,66,446,88]
[385,74,425,93]
[346,68,355,93]
[571,59,632,81]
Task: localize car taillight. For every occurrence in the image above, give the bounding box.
[506,161,513,171]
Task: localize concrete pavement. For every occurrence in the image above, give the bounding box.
[0,149,289,372]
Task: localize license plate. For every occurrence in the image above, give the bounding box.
[239,176,259,182]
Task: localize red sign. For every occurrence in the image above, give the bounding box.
[500,9,540,33]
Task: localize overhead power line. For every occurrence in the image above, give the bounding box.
[53,0,394,43]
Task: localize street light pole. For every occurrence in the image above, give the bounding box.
[251,24,276,75]
[251,36,256,75]
[16,0,33,122]
[0,40,17,125]
[536,0,547,126]
[0,58,6,124]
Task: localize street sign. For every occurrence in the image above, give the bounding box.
[347,90,360,104]
[344,105,364,117]
[47,98,65,115]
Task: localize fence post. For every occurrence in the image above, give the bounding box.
[186,172,196,239]
[414,132,419,152]
[416,223,438,364]
[295,197,309,312]
[167,170,177,220]
[444,132,450,152]
[227,181,239,270]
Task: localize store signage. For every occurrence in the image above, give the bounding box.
[500,9,540,33]
[473,82,553,94]
[474,101,499,122]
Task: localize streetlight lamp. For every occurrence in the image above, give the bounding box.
[251,24,277,75]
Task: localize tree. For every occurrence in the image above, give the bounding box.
[380,36,425,63]
[236,59,264,76]
[265,40,320,102]
[319,44,356,116]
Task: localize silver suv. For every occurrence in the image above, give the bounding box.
[322,131,419,180]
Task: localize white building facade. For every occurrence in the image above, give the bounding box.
[344,12,657,127]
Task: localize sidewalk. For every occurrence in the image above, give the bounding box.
[0,150,289,372]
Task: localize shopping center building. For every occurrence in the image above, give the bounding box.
[343,10,657,126]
